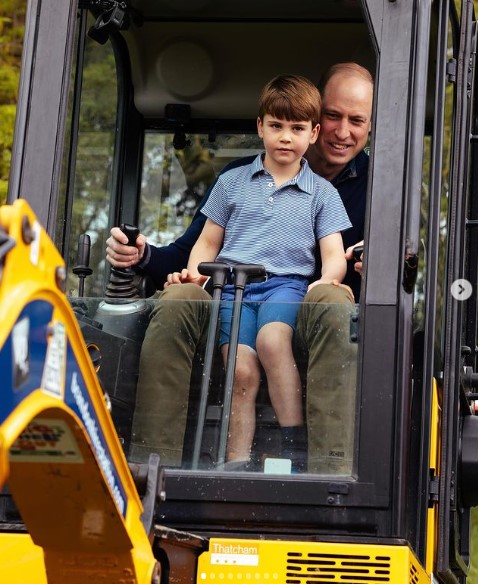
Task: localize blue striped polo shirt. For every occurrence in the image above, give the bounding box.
[201,154,352,278]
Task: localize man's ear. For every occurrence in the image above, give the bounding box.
[257,116,263,137]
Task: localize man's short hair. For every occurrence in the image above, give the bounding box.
[318,62,374,94]
[258,74,321,127]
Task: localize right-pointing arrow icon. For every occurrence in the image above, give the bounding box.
[451,279,473,301]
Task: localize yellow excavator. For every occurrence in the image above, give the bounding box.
[3,1,478,583]
[0,199,160,583]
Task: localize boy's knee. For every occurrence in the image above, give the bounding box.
[303,283,353,305]
[257,336,281,364]
[233,347,261,389]
[234,362,261,391]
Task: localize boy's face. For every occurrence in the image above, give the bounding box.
[257,115,319,168]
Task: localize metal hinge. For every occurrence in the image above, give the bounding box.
[467,24,476,94]
[428,474,439,507]
[78,0,135,44]
[446,58,457,83]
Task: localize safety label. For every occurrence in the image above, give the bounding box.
[10,418,83,463]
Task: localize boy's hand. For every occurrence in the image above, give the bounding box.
[106,226,146,268]
[345,241,364,276]
[164,269,208,287]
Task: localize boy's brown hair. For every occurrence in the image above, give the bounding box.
[258,74,321,127]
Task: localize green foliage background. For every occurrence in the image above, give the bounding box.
[0,0,25,205]
[2,1,478,580]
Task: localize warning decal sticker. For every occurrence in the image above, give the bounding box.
[10,418,83,463]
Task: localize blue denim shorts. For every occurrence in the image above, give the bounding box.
[218,275,308,349]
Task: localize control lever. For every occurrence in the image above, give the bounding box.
[192,262,230,469]
[352,244,364,263]
[94,222,151,344]
[105,223,140,301]
[72,234,93,297]
[121,223,140,249]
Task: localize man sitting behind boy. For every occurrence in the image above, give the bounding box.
[106,63,374,473]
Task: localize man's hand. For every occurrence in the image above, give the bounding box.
[164,269,208,288]
[345,240,364,276]
[106,227,147,268]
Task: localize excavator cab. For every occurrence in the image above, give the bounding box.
[3,1,478,583]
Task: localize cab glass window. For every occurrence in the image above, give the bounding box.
[139,132,263,245]
[60,13,118,298]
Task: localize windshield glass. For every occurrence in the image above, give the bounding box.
[62,1,371,482]
[139,132,263,246]
[72,296,359,476]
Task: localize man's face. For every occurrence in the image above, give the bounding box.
[316,73,373,179]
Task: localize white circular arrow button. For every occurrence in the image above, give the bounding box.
[450,279,472,301]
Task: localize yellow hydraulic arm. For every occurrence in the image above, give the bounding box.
[0,200,160,583]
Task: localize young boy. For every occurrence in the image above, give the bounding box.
[165,74,351,472]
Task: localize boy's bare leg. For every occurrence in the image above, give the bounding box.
[221,344,261,462]
[256,322,303,426]
[257,322,307,471]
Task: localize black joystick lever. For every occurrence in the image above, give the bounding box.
[72,233,93,297]
[352,244,364,263]
[121,223,140,248]
[105,223,141,300]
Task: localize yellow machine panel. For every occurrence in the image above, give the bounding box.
[0,534,47,584]
[0,200,158,584]
[197,538,431,583]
